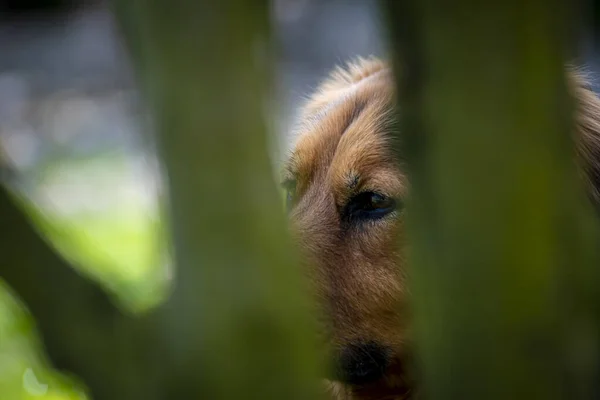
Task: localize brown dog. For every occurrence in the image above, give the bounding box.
[282,57,600,400]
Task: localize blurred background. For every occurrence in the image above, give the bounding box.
[0,0,598,398]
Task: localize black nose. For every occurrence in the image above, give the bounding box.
[336,342,389,385]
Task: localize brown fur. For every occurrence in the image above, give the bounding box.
[283,57,600,400]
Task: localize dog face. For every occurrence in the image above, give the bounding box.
[283,59,413,398]
[282,57,600,399]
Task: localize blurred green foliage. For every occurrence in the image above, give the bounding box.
[0,152,166,399]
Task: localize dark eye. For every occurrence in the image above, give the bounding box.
[344,192,397,221]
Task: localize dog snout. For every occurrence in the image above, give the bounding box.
[335,342,390,385]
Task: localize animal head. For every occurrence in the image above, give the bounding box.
[283,57,600,399]
[282,58,412,398]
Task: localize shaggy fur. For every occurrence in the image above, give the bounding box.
[283,57,600,400]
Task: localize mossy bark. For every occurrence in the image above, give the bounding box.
[1,2,322,399]
[383,1,600,399]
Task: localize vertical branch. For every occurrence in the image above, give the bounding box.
[114,1,324,399]
[382,1,597,399]
[0,188,162,400]
[3,1,324,398]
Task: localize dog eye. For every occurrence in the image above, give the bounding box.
[345,192,397,220]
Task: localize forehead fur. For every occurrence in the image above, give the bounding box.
[300,57,391,120]
[285,57,401,197]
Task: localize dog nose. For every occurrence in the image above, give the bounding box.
[336,342,389,385]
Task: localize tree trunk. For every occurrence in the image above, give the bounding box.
[1,1,323,399]
[383,1,600,399]
[114,1,324,398]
